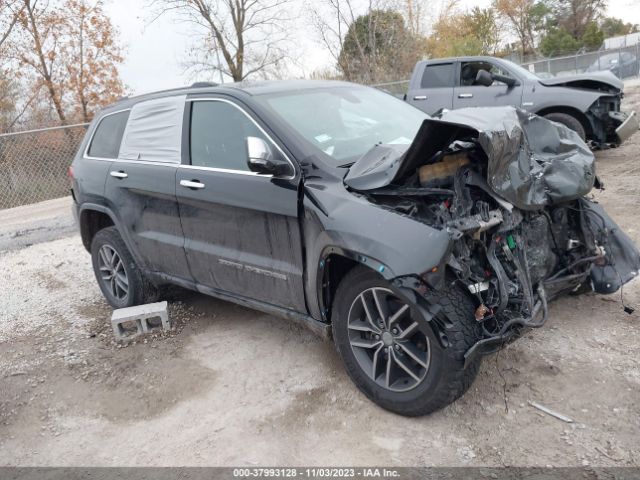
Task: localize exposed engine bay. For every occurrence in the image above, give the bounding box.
[344,107,640,356]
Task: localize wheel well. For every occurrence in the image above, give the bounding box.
[321,254,360,322]
[535,106,593,137]
[79,209,114,252]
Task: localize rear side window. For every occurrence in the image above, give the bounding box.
[119,95,186,163]
[421,63,454,88]
[190,101,266,171]
[87,110,130,159]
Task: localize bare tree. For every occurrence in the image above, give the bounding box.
[493,0,540,57]
[8,0,125,126]
[552,0,605,39]
[310,0,383,81]
[309,0,350,77]
[14,0,69,124]
[0,1,24,130]
[60,0,125,122]
[402,0,428,35]
[152,0,294,82]
[0,0,23,51]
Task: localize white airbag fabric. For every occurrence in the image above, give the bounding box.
[119,95,186,163]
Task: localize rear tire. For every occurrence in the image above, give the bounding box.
[332,267,482,417]
[544,112,586,141]
[91,227,158,309]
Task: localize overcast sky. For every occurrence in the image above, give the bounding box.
[104,0,640,95]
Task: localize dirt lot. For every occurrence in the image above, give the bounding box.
[1,85,639,467]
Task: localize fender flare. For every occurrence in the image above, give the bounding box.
[78,203,144,266]
[315,245,395,323]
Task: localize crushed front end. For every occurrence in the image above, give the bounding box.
[345,107,640,363]
[588,95,639,145]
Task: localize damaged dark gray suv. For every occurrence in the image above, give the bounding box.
[71,80,640,416]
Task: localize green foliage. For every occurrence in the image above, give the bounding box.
[530,0,553,31]
[492,0,553,56]
[464,7,501,55]
[581,21,604,49]
[600,17,640,37]
[551,0,606,38]
[426,6,500,57]
[539,27,580,55]
[538,0,610,55]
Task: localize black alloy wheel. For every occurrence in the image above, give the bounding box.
[347,287,431,392]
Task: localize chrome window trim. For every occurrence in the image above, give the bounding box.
[83,108,132,161]
[180,164,272,177]
[99,158,178,168]
[186,97,297,180]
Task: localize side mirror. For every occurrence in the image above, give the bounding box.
[492,72,517,87]
[475,69,494,87]
[475,69,518,88]
[246,136,293,177]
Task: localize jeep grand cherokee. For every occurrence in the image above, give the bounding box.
[70,80,640,416]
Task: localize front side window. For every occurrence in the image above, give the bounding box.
[87,110,130,159]
[460,61,512,86]
[190,101,267,171]
[421,63,454,88]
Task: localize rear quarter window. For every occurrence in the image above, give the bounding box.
[87,110,130,159]
[421,63,454,88]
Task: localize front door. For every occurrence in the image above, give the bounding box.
[453,60,524,109]
[176,97,306,312]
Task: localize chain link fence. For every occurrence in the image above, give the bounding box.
[521,44,640,79]
[0,124,88,210]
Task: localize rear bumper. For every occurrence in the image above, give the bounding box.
[612,110,639,145]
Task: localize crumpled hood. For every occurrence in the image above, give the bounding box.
[537,70,623,91]
[344,106,596,211]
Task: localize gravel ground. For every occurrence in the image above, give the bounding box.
[1,87,639,467]
[0,197,75,253]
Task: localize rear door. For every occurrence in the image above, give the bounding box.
[406,62,455,115]
[103,95,191,280]
[176,97,306,311]
[453,60,523,109]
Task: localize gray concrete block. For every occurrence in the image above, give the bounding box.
[111,301,170,340]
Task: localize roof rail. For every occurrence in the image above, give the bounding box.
[190,81,219,88]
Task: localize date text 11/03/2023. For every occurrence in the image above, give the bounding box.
[232,468,401,478]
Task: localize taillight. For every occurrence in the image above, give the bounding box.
[67,166,74,180]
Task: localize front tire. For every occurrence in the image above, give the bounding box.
[91,227,157,309]
[332,267,482,416]
[543,112,586,141]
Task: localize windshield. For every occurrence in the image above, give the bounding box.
[501,59,541,80]
[598,54,619,65]
[254,86,428,165]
